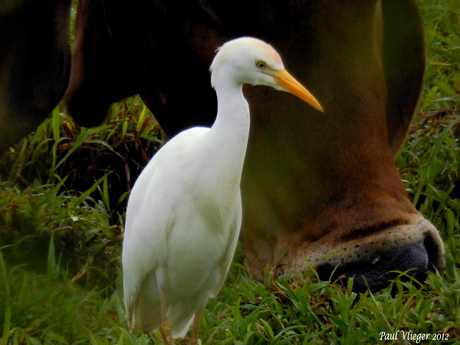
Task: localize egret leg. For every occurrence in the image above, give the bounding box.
[189,311,202,345]
[159,293,174,345]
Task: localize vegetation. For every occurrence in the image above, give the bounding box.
[1,0,459,343]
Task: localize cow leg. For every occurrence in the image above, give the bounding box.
[0,0,71,152]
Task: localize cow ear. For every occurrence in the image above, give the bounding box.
[381,0,425,155]
[65,0,141,128]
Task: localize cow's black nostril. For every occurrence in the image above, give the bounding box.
[424,234,442,271]
[316,238,442,293]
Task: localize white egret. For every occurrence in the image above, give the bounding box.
[122,36,323,345]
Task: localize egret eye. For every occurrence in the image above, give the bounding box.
[256,60,266,69]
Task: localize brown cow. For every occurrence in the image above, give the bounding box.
[1,0,445,291]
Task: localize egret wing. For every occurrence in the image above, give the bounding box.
[122,127,209,330]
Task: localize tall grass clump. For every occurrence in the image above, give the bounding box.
[0,97,164,290]
[0,0,459,343]
[399,0,460,268]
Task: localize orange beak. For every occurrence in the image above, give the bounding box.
[271,69,324,112]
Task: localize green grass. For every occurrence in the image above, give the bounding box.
[1,1,459,344]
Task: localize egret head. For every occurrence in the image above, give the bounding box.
[210,37,323,112]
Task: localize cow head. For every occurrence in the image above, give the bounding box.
[233,1,446,291]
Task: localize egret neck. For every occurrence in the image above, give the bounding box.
[206,65,251,188]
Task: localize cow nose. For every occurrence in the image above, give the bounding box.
[314,215,445,292]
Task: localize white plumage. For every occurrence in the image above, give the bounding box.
[122,37,323,344]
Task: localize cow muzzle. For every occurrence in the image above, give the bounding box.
[299,214,445,292]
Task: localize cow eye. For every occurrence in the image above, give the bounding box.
[256,60,266,69]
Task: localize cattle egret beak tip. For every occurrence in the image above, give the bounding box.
[273,69,324,112]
